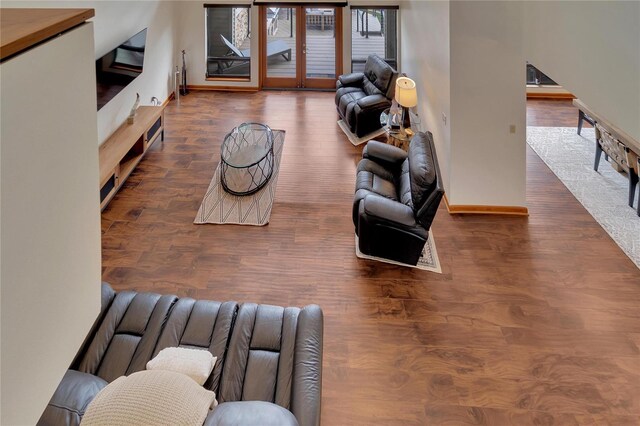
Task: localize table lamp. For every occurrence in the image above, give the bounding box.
[395,77,417,131]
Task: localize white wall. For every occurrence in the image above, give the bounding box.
[1,23,101,425]
[401,0,526,207]
[401,0,639,208]
[400,0,451,195]
[449,1,526,206]
[522,0,640,141]
[3,1,178,144]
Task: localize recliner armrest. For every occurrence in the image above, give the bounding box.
[356,94,391,111]
[362,194,417,227]
[291,305,323,426]
[338,72,365,88]
[363,141,407,165]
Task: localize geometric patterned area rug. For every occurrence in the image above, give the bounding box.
[194,130,285,226]
[527,126,640,269]
[355,232,442,273]
[338,119,386,146]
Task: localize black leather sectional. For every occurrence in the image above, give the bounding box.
[336,54,398,137]
[38,284,323,426]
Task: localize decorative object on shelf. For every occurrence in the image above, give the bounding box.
[127,93,140,124]
[395,77,417,130]
[150,96,159,106]
[180,50,189,96]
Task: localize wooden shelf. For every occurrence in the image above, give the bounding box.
[119,153,143,182]
[99,105,165,209]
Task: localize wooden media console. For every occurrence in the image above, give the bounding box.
[99,105,165,209]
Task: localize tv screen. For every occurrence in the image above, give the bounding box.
[96,28,147,110]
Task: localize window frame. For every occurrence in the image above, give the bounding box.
[204,3,253,81]
[350,5,399,73]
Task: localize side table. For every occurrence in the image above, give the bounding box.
[380,108,420,151]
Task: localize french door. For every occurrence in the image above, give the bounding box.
[260,5,343,89]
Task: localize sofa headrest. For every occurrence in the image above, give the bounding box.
[408,132,438,208]
[364,54,398,98]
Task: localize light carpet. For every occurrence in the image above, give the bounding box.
[338,120,386,146]
[355,233,442,273]
[527,126,639,268]
[194,130,285,226]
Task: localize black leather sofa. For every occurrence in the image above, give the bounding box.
[38,284,323,426]
[335,54,398,137]
[353,132,444,265]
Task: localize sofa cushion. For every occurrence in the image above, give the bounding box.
[77,292,177,383]
[147,347,217,386]
[152,298,237,393]
[204,401,299,426]
[362,79,383,97]
[220,304,299,405]
[398,161,413,208]
[335,86,362,108]
[37,370,107,426]
[338,89,367,129]
[81,370,216,426]
[364,54,396,95]
[356,171,397,202]
[408,133,437,208]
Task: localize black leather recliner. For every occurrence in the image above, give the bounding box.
[353,132,444,265]
[336,54,398,138]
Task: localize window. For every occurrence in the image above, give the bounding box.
[351,7,398,72]
[526,63,558,86]
[205,5,251,79]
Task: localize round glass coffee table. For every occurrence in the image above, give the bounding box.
[220,123,274,196]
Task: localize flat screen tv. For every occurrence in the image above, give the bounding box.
[96,28,147,110]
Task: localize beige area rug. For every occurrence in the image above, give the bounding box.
[355,232,442,273]
[527,126,639,268]
[338,120,386,146]
[194,130,285,226]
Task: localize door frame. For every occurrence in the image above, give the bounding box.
[260,4,342,89]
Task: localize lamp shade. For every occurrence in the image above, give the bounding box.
[395,77,417,108]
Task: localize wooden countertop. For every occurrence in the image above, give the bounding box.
[1,8,95,61]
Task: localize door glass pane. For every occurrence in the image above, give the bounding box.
[351,8,397,72]
[206,6,251,79]
[266,7,296,78]
[305,8,336,79]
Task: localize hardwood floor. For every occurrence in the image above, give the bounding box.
[101,92,640,425]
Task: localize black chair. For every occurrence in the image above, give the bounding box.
[353,132,444,265]
[336,54,398,138]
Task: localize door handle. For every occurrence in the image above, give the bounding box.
[303,43,307,54]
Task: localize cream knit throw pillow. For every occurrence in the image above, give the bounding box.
[146,347,216,386]
[81,370,216,426]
